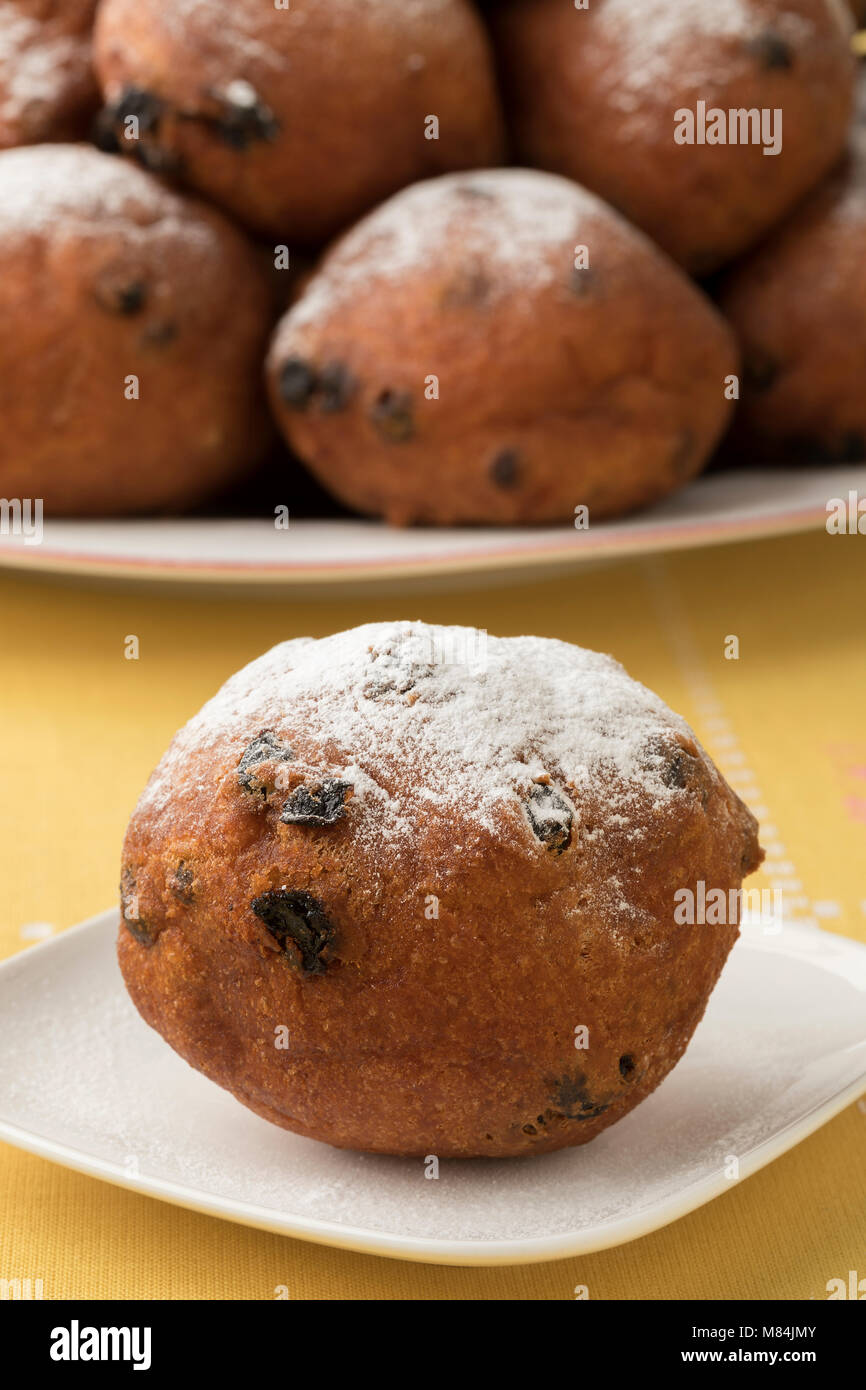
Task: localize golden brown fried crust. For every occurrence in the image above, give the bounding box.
[0,144,273,515]
[265,169,739,527]
[118,631,763,1159]
[92,0,505,242]
[717,124,866,465]
[0,2,99,149]
[491,0,856,275]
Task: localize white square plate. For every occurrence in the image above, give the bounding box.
[1,911,864,1266]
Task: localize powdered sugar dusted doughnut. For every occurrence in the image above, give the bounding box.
[0,2,99,149]
[492,0,856,273]
[119,621,763,1158]
[0,144,272,514]
[266,168,738,526]
[93,0,504,241]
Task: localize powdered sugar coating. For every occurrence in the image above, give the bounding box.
[138,622,701,852]
[97,0,479,81]
[0,18,79,116]
[0,143,218,248]
[147,0,457,40]
[149,0,455,27]
[288,168,617,329]
[603,0,820,111]
[0,4,97,143]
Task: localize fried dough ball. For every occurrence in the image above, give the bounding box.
[491,0,856,273]
[93,0,505,242]
[118,622,763,1158]
[718,119,866,464]
[267,169,738,526]
[0,144,273,514]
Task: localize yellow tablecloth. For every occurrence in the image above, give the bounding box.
[1,528,864,1300]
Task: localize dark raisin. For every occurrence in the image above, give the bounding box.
[251,889,335,975]
[118,282,147,315]
[744,351,780,393]
[109,85,165,135]
[663,751,691,789]
[122,916,156,946]
[522,1124,538,1136]
[655,742,711,806]
[237,731,294,794]
[95,86,172,165]
[204,84,280,150]
[171,861,195,905]
[120,866,157,946]
[489,449,521,490]
[94,280,147,316]
[525,784,573,854]
[548,1071,611,1121]
[278,357,317,410]
[93,108,122,153]
[318,362,355,414]
[370,389,414,442]
[619,1054,636,1080]
[747,30,793,70]
[280,780,350,826]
